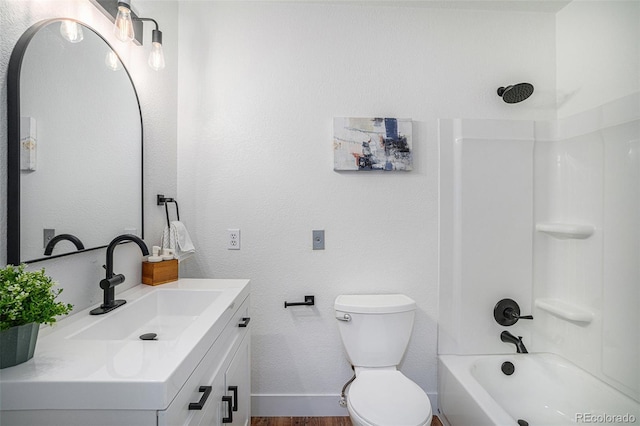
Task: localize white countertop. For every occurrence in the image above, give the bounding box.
[0,278,250,411]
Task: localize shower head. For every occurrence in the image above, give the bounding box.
[497,83,534,104]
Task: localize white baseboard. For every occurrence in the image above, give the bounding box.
[251,394,349,417]
[251,392,438,418]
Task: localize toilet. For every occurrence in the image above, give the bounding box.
[334,294,432,426]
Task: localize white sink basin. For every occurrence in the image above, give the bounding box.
[0,279,250,412]
[67,289,222,341]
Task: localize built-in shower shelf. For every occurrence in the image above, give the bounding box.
[535,298,594,323]
[535,222,594,239]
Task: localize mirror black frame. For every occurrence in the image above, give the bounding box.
[7,18,144,265]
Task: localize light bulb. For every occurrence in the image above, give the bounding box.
[148,29,165,71]
[148,42,165,71]
[60,21,84,43]
[105,50,122,71]
[114,2,135,42]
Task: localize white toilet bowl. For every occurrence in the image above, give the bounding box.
[334,294,433,426]
[347,369,432,426]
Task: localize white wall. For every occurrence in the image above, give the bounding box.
[556,0,640,118]
[0,0,178,313]
[177,1,556,415]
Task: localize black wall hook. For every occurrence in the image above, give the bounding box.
[284,295,315,308]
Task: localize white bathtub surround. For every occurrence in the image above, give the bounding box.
[438,118,535,356]
[438,354,640,426]
[533,92,640,401]
[439,93,640,425]
[439,90,640,398]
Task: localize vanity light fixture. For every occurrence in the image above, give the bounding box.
[59,20,84,43]
[114,0,135,42]
[112,0,165,70]
[140,18,165,71]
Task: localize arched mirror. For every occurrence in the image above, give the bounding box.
[7,19,143,264]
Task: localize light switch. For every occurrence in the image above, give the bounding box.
[312,230,325,250]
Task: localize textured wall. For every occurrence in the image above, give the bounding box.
[556,0,640,118]
[0,0,178,313]
[176,2,556,415]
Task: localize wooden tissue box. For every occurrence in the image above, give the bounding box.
[142,259,178,286]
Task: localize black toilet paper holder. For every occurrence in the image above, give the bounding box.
[284,295,315,308]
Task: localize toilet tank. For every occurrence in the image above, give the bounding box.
[334,294,416,368]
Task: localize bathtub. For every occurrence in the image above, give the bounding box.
[438,353,640,426]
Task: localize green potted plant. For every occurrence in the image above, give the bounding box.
[0,264,73,369]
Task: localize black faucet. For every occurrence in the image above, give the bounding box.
[44,233,85,255]
[500,331,528,354]
[90,234,149,315]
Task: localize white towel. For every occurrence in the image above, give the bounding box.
[161,221,195,262]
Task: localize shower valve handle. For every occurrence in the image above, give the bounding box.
[506,308,533,320]
[494,298,533,326]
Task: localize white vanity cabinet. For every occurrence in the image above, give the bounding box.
[0,279,251,426]
[158,295,251,426]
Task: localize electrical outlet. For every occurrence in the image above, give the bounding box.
[227,229,240,250]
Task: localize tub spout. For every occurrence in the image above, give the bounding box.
[500,331,528,353]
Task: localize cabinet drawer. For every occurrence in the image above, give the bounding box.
[158,295,250,426]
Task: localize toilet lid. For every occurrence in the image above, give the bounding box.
[348,370,432,426]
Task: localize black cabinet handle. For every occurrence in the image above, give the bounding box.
[238,317,251,327]
[222,395,233,423]
[188,386,212,410]
[228,385,238,411]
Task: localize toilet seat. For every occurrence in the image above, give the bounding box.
[347,370,432,426]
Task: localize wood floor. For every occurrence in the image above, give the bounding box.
[251,416,444,426]
[251,418,351,426]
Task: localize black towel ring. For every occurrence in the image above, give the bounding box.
[157,194,180,227]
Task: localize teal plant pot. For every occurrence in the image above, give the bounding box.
[0,322,40,369]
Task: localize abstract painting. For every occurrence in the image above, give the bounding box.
[333,117,412,171]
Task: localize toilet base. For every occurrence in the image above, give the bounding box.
[347,398,432,426]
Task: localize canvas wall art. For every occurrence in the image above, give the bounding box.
[333,117,412,171]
